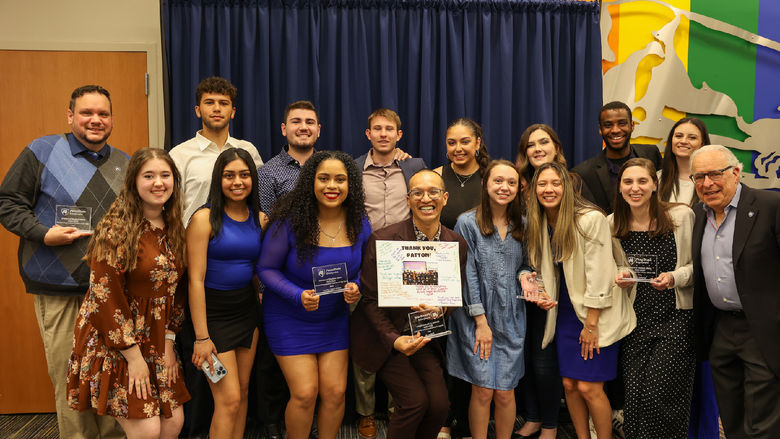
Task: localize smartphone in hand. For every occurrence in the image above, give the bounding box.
[202,353,227,383]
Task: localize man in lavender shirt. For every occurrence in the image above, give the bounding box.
[691,144,780,439]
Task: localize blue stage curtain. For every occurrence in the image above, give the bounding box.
[163,0,602,167]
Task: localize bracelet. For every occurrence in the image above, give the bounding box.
[584,327,594,334]
[194,337,210,344]
[164,333,176,342]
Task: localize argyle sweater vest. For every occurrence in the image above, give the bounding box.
[9,134,129,295]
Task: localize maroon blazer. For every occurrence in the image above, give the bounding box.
[350,218,468,373]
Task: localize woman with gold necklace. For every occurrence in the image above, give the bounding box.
[257,151,371,439]
[433,117,490,438]
[434,118,491,230]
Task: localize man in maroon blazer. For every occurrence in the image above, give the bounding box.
[351,170,468,439]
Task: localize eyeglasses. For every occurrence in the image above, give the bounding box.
[408,188,444,201]
[690,166,733,184]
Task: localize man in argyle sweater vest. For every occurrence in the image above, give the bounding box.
[0,85,128,439]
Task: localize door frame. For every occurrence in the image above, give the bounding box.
[0,40,164,149]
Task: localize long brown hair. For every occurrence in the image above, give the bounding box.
[446,118,490,175]
[658,117,709,204]
[85,148,186,271]
[515,123,567,185]
[525,162,600,268]
[612,158,676,239]
[474,160,525,241]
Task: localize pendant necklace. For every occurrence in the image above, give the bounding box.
[320,222,343,243]
[454,170,477,187]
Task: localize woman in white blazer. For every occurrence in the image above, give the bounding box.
[523,162,635,439]
[610,158,695,439]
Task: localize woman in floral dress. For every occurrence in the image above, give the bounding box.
[67,148,190,438]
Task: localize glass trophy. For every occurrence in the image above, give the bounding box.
[518,274,544,300]
[312,262,348,296]
[55,205,92,233]
[408,309,450,340]
[619,254,658,282]
[518,274,556,305]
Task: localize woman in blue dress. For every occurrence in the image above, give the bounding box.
[187,148,266,438]
[257,151,371,439]
[523,162,636,439]
[447,160,529,439]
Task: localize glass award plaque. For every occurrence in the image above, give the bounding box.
[55,205,92,233]
[312,262,348,296]
[519,274,553,300]
[408,309,450,340]
[620,254,658,282]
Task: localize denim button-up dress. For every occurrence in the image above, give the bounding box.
[446,210,529,390]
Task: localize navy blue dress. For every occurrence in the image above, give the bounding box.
[257,218,371,356]
[556,264,620,382]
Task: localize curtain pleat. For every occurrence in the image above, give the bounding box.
[164,0,602,167]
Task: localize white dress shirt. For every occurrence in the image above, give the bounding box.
[170,131,263,225]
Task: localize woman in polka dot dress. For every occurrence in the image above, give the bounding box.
[609,158,696,438]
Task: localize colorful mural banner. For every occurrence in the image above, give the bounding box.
[602,0,780,189]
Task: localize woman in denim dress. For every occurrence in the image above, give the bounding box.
[447,160,530,439]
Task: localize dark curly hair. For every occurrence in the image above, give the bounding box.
[206,148,261,238]
[195,76,237,105]
[268,151,367,263]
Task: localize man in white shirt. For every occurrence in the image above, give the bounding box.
[170,76,263,225]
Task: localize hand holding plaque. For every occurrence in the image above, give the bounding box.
[55,205,93,233]
[408,304,450,340]
[617,265,655,283]
[312,263,348,296]
[518,273,556,307]
[620,253,658,282]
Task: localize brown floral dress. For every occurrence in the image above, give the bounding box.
[67,220,190,418]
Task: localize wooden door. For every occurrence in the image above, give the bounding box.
[0,50,149,413]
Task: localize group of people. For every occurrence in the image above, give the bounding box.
[403,270,439,285]
[0,78,778,439]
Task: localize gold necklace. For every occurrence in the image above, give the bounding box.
[320,222,343,243]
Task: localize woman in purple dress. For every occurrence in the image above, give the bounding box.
[257,151,371,439]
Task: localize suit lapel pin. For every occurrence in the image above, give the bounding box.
[748,211,755,218]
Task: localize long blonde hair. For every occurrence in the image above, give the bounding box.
[525,162,600,268]
[85,148,186,271]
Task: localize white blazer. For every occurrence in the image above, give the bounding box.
[539,209,637,349]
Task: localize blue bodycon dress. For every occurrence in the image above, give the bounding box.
[257,218,371,356]
[204,211,262,352]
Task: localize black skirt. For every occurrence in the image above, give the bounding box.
[205,284,260,352]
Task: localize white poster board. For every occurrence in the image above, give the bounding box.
[376,240,463,307]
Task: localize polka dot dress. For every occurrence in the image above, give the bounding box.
[619,231,695,439]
